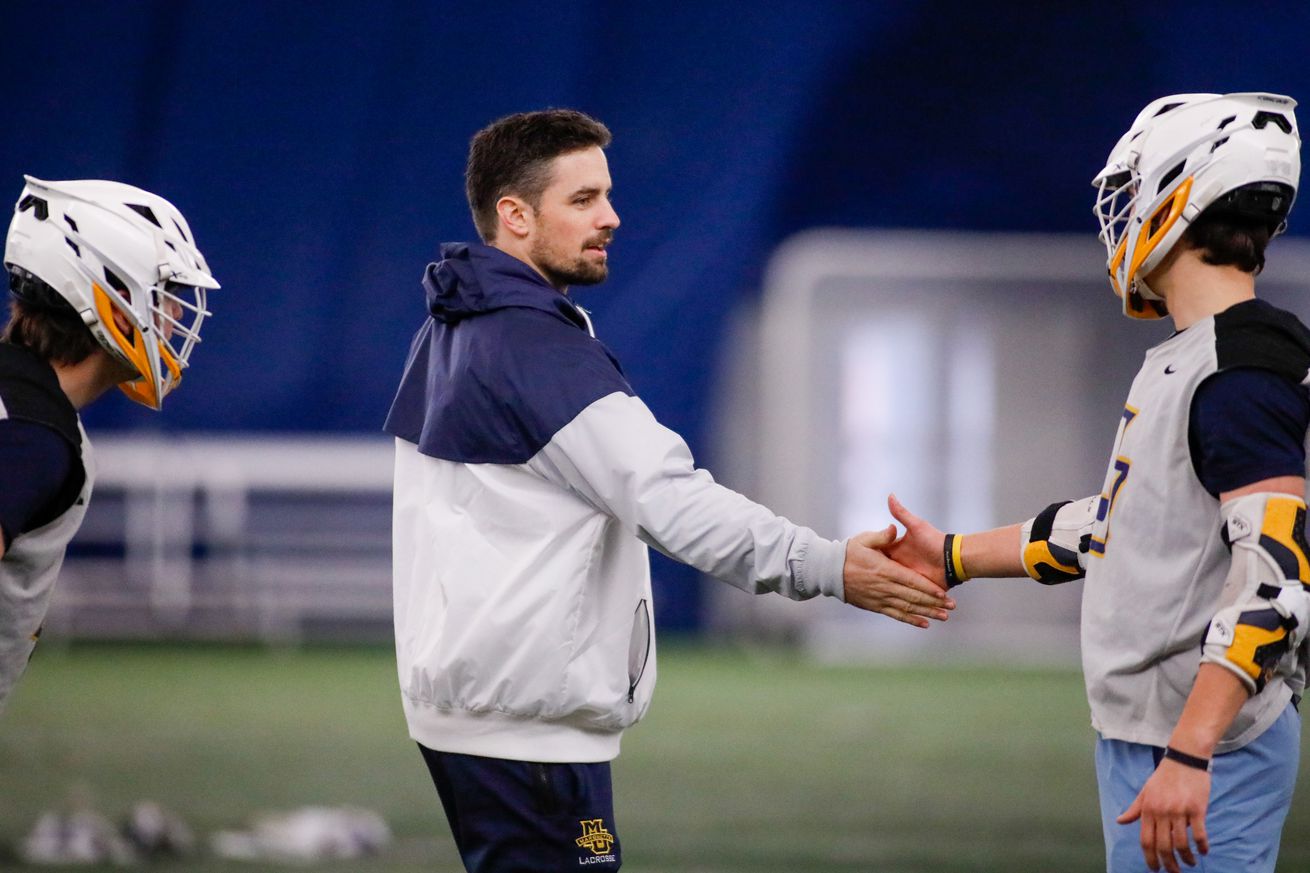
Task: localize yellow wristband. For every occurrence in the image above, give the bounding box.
[943,533,971,588]
[951,534,970,583]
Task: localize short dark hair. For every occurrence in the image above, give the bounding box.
[2,269,98,364]
[1180,211,1272,274]
[1178,182,1295,274]
[465,109,612,243]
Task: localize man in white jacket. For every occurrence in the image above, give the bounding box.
[384,109,952,872]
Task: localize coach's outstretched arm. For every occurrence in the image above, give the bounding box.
[527,392,953,628]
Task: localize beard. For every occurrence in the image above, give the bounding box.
[530,234,611,289]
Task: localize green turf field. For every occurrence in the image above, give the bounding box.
[0,643,1305,872]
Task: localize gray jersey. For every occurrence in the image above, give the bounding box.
[0,346,95,713]
[1081,300,1310,753]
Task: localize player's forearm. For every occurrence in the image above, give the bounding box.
[957,524,1027,579]
[1167,664,1250,760]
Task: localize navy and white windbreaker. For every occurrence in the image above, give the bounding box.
[385,243,848,763]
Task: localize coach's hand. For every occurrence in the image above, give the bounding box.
[843,525,954,628]
[1117,759,1210,873]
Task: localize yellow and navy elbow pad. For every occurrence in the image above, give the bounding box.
[1020,496,1098,585]
[1202,493,1310,694]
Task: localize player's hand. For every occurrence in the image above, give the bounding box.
[843,525,954,628]
[1116,758,1210,873]
[884,494,948,590]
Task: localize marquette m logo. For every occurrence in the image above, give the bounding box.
[575,818,615,857]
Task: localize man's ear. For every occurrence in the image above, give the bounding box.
[496,195,533,240]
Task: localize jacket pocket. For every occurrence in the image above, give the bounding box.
[627,599,651,704]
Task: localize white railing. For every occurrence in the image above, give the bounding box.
[47,435,396,643]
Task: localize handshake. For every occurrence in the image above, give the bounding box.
[841,494,965,629]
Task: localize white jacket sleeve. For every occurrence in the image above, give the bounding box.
[525,391,847,601]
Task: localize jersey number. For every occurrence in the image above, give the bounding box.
[1089,406,1138,556]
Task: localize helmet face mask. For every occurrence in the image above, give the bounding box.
[1093,167,1166,319]
[4,177,218,408]
[1092,93,1301,320]
[91,274,209,408]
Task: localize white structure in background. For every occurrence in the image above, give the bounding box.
[709,230,1310,665]
[47,436,394,642]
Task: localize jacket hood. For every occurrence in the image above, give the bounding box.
[385,241,631,465]
[423,242,586,329]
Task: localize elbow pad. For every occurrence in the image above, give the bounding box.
[1201,493,1310,695]
[1019,496,1098,584]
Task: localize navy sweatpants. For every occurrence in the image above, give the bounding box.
[419,744,622,872]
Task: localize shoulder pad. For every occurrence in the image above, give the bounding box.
[0,344,81,448]
[1214,300,1310,384]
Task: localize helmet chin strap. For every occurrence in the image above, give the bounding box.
[1134,275,1165,301]
[1123,278,1170,320]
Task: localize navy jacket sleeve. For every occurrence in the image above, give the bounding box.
[0,419,77,548]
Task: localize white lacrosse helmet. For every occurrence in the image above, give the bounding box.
[3,176,218,408]
[1092,93,1300,319]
